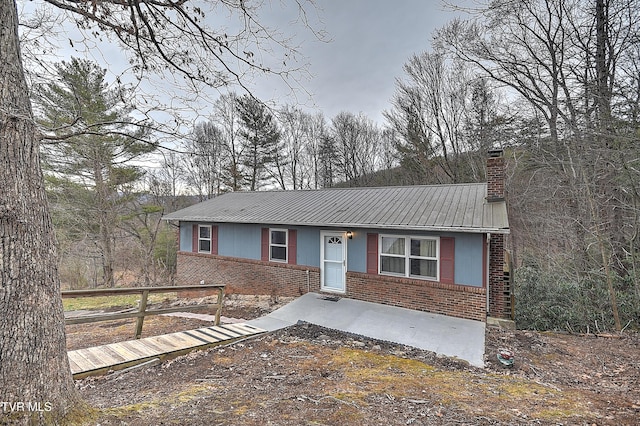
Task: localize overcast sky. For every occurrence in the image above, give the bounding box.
[22,1,466,126]
[258,0,464,124]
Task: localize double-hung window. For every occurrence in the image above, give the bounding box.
[198,225,212,254]
[269,228,288,262]
[380,236,406,275]
[379,235,438,281]
[409,237,438,279]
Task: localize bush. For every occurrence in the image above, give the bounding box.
[154,225,177,274]
[514,266,639,332]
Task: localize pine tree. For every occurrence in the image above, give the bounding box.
[36,58,154,287]
[236,96,282,190]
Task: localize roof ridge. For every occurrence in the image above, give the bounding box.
[223,182,487,195]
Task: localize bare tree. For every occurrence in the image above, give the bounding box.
[463,78,514,181]
[279,105,310,189]
[150,151,184,213]
[386,51,478,184]
[183,120,225,200]
[438,0,640,330]
[376,128,401,182]
[118,193,165,287]
[302,112,329,189]
[330,112,382,186]
[1,0,319,422]
[212,92,245,192]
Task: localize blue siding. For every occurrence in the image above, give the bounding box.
[449,233,484,287]
[179,222,484,287]
[296,227,320,267]
[346,230,367,273]
[361,229,484,287]
[218,223,261,260]
[179,222,193,252]
[180,222,321,265]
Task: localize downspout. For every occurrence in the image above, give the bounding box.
[486,232,491,316]
[306,269,310,293]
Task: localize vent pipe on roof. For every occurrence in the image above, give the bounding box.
[486,149,505,203]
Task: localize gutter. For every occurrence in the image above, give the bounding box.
[161,218,510,235]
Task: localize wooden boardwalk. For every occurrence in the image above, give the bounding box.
[68,323,265,379]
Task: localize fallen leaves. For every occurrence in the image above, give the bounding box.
[73,298,640,425]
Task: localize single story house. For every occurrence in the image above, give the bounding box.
[163,150,510,322]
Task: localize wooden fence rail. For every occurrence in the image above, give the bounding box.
[62,285,225,339]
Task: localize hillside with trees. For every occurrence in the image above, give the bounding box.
[35,0,640,337]
[2,1,639,422]
[1,0,323,422]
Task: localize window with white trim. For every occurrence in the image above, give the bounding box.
[269,228,288,262]
[198,225,212,254]
[379,235,439,280]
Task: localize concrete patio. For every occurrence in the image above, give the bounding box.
[247,293,486,367]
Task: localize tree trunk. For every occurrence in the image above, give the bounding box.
[93,158,116,287]
[0,0,81,423]
[594,0,626,277]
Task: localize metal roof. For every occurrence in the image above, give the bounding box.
[162,183,509,234]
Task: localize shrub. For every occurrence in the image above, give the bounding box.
[514,266,639,332]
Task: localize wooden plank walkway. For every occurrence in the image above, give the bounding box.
[68,323,265,379]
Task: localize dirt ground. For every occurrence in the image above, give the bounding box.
[68,296,640,425]
[65,294,282,351]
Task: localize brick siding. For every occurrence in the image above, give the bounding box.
[486,149,509,319]
[488,233,507,318]
[345,272,486,322]
[177,252,487,322]
[177,252,319,297]
[486,154,505,202]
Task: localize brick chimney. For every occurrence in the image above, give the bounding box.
[486,148,505,202]
[486,148,511,320]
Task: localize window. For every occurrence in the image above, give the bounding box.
[380,236,406,275]
[269,228,288,262]
[379,235,439,280]
[198,225,212,254]
[409,238,437,279]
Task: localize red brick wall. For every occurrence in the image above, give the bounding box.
[488,233,506,318]
[486,154,505,201]
[486,149,510,319]
[177,252,318,297]
[346,272,486,322]
[177,252,486,322]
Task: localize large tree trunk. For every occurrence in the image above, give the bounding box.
[0,0,81,423]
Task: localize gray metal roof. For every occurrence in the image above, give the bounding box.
[162,183,509,234]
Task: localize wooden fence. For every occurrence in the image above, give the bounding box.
[62,284,225,339]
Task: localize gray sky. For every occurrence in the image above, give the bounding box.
[257,0,463,124]
[22,1,464,126]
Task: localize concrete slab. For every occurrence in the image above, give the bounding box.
[247,293,486,367]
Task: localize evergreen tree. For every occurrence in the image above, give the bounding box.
[236,95,282,190]
[1,0,317,419]
[35,58,154,287]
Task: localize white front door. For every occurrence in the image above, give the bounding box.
[320,231,346,293]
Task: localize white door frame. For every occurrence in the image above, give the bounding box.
[320,231,347,293]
